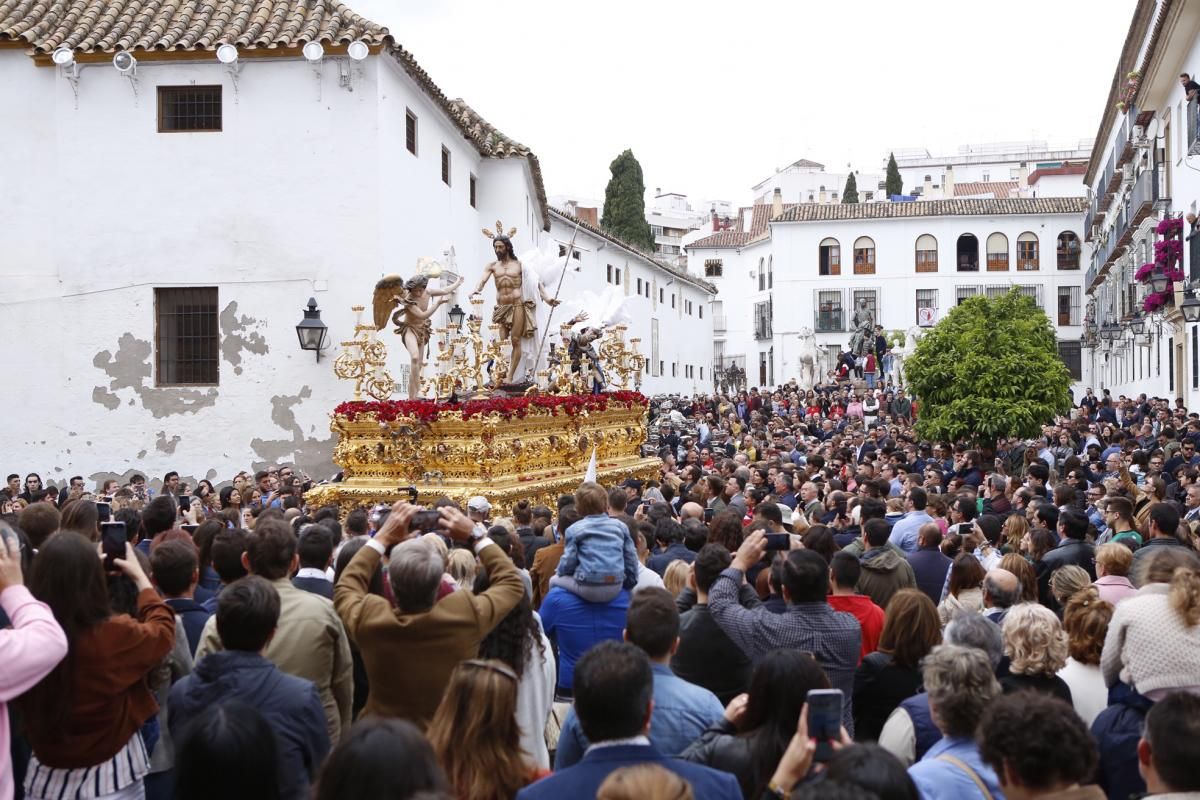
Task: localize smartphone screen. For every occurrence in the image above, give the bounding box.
[100,521,127,569]
[764,533,791,550]
[703,507,714,522]
[96,502,112,523]
[807,688,844,762]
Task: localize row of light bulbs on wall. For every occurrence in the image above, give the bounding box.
[50,38,371,73]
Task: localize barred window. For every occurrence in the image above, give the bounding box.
[1058,286,1081,326]
[704,259,723,277]
[916,288,937,324]
[155,288,218,385]
[406,109,418,154]
[852,288,879,321]
[955,285,980,305]
[815,289,844,332]
[157,86,222,132]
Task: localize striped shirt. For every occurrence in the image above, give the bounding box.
[25,734,148,800]
[708,567,862,733]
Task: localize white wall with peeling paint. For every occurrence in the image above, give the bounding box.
[0,49,706,490]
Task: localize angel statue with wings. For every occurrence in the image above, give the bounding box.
[373,272,463,399]
[470,221,560,385]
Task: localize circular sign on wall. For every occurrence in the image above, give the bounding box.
[918,307,937,327]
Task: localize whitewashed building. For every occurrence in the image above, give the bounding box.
[0,0,712,486]
[890,142,1092,200]
[549,209,715,394]
[1081,0,1200,406]
[687,197,1088,390]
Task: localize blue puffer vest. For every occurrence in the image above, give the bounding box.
[899,692,940,762]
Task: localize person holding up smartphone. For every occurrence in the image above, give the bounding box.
[0,523,69,800]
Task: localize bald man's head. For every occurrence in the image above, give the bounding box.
[983,568,1020,609]
[680,502,704,522]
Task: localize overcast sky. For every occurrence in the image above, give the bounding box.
[353,0,1134,208]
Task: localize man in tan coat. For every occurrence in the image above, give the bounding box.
[334,502,524,729]
[195,518,354,744]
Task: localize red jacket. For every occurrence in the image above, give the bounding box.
[827,593,885,662]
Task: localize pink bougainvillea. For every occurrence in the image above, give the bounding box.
[1144,291,1170,313]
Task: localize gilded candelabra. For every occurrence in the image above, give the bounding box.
[333,306,396,401]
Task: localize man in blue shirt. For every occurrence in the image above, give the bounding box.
[554,587,724,768]
[518,640,739,800]
[907,644,1004,800]
[887,487,932,554]
[539,585,628,697]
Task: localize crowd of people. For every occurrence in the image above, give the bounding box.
[3,379,1200,800]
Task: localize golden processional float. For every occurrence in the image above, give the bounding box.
[305,223,661,515]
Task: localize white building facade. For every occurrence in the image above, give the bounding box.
[1082,0,1200,406]
[688,198,1088,391]
[890,142,1092,200]
[0,0,711,486]
[549,209,715,394]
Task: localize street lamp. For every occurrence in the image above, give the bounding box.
[1182,291,1200,323]
[1100,323,1115,341]
[1130,314,1145,335]
[1151,269,1171,294]
[447,303,466,330]
[296,297,329,361]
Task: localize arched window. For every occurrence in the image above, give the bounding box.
[758,257,765,290]
[1057,231,1080,269]
[1017,232,1039,270]
[853,236,875,274]
[986,233,1009,271]
[819,238,840,276]
[956,234,979,272]
[915,234,937,272]
[767,255,773,289]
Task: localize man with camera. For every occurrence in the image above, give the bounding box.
[333,501,524,730]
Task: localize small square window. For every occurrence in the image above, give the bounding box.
[441,146,451,186]
[406,109,418,154]
[157,86,222,132]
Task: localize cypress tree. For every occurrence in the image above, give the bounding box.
[885,152,903,198]
[601,149,655,251]
[842,172,859,204]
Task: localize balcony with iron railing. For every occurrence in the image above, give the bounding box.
[1128,164,1159,229]
[1189,97,1200,156]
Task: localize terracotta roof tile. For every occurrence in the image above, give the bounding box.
[953,181,1018,199]
[687,231,752,249]
[775,197,1086,222]
[0,0,553,230]
[0,0,390,54]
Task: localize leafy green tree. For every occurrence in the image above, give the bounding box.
[904,289,1071,451]
[842,172,859,204]
[885,152,903,198]
[601,149,655,251]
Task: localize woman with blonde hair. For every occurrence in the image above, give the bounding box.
[1049,564,1093,611]
[597,764,693,800]
[1000,603,1072,703]
[427,658,547,800]
[1101,547,1200,698]
[446,548,478,593]
[1000,513,1027,555]
[662,560,689,598]
[1057,586,1114,726]
[1093,542,1137,606]
[937,554,985,626]
[998,552,1039,603]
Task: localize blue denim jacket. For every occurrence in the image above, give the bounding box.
[556,513,639,589]
[555,663,725,769]
[907,737,1005,800]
